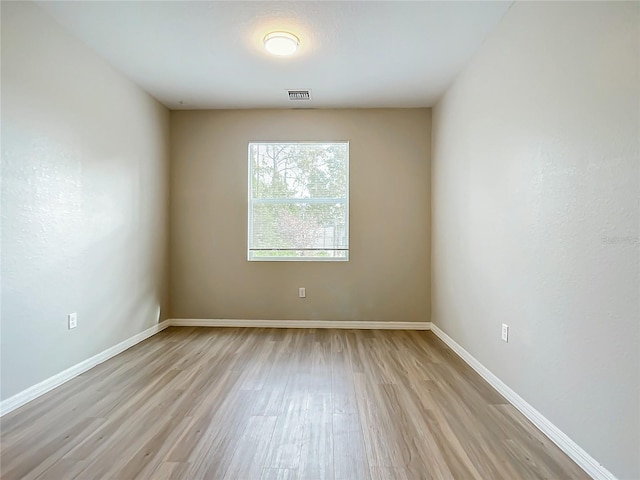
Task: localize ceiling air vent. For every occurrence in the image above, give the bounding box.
[287,89,311,101]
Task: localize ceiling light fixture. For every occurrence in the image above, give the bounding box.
[263,31,299,56]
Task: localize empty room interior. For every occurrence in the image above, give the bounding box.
[1,1,638,479]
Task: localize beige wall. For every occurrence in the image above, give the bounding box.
[431,2,639,478]
[1,2,171,400]
[171,109,430,322]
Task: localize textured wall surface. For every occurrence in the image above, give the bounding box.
[431,2,639,478]
[171,109,431,322]
[1,2,171,401]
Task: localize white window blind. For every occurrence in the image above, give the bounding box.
[248,142,349,261]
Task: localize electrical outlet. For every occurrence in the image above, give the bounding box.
[501,323,509,342]
[68,312,78,330]
[299,287,306,298]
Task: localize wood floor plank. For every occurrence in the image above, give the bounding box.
[299,393,333,480]
[5,417,105,480]
[179,389,256,479]
[0,327,591,480]
[331,348,358,414]
[369,466,410,480]
[142,461,188,480]
[34,459,88,480]
[352,371,398,468]
[222,415,278,480]
[261,467,299,480]
[263,391,308,469]
[333,413,370,480]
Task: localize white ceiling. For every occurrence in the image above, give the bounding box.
[37,1,513,110]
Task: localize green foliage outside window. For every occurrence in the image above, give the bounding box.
[248,142,349,261]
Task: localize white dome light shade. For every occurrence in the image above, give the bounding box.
[263,32,299,56]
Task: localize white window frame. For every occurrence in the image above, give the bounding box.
[248,141,349,262]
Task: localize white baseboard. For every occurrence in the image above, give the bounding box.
[0,318,427,416]
[0,320,171,417]
[169,318,432,330]
[0,317,615,480]
[430,323,616,480]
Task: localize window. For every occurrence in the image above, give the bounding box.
[248,142,349,261]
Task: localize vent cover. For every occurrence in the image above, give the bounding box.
[287,89,311,101]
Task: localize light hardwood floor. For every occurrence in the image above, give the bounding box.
[1,327,589,480]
